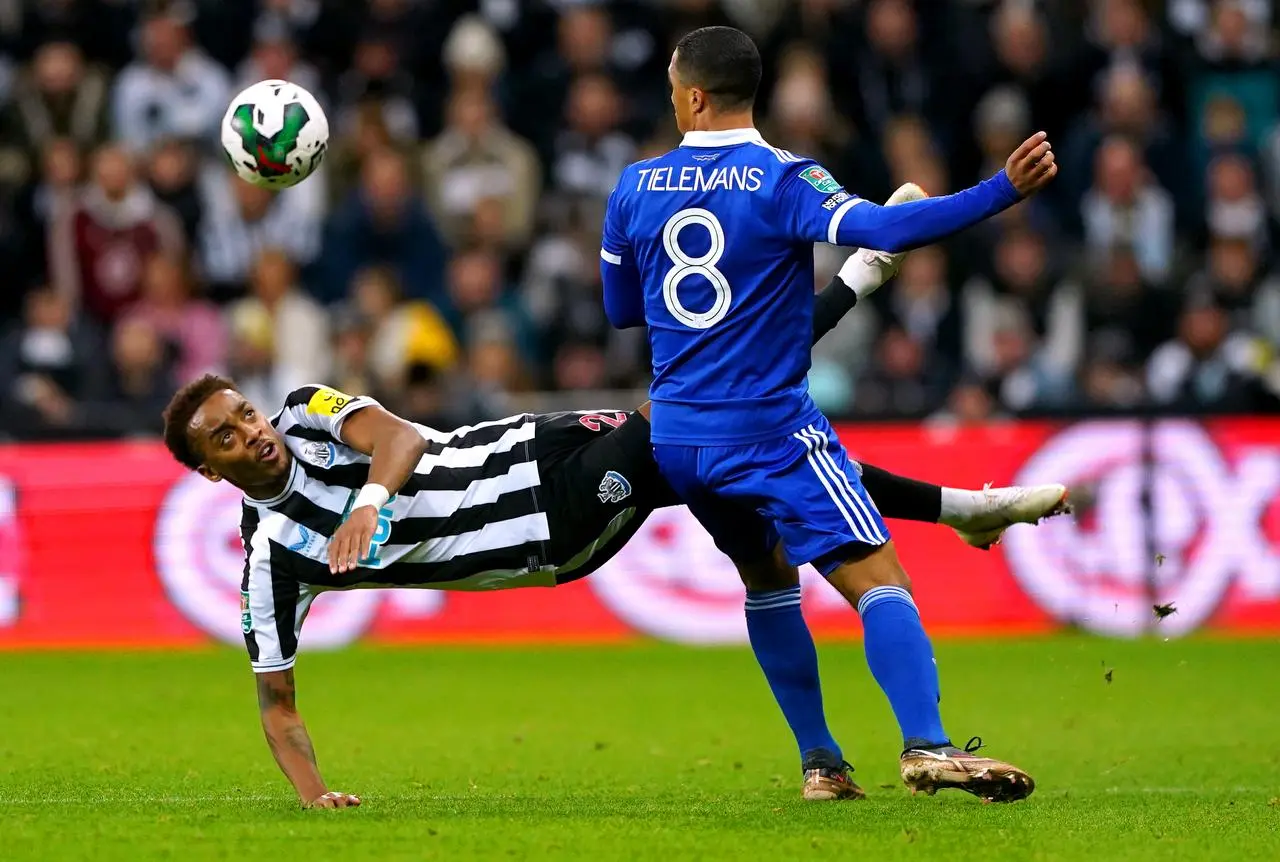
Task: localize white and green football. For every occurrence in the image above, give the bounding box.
[220,79,328,190]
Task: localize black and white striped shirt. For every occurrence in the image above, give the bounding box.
[241,385,558,673]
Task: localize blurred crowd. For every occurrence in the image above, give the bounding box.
[1,0,1279,441]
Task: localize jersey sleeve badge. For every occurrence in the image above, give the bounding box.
[798,165,842,193]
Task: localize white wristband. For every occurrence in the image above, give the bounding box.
[353,483,390,512]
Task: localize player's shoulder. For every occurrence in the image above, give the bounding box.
[609,154,666,198]
[276,383,364,416]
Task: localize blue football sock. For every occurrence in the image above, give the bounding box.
[745,586,841,765]
[858,585,949,749]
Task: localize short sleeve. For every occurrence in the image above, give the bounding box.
[774,162,863,245]
[273,385,380,442]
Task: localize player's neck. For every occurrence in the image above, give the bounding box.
[241,453,293,502]
[690,111,756,134]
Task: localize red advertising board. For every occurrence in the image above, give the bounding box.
[0,418,1277,655]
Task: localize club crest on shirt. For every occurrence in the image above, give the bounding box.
[598,470,632,504]
[300,440,337,468]
[799,165,842,194]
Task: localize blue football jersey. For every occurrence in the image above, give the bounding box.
[601,128,862,445]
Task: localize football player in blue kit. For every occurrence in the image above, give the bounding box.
[600,26,1058,803]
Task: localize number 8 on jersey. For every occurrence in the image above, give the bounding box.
[662,208,731,330]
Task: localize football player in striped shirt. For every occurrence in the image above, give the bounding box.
[161,248,1067,809]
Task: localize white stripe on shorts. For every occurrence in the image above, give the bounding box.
[807,426,887,544]
[793,427,864,542]
[796,425,885,545]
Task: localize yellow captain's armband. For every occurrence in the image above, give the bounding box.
[306,387,353,416]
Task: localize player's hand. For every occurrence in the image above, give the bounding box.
[1004,131,1058,197]
[329,506,378,574]
[305,791,361,809]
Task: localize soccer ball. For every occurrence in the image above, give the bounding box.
[220,79,328,190]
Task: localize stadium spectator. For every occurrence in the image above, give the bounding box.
[1189,236,1280,344]
[963,227,1084,402]
[331,33,418,151]
[1147,291,1268,409]
[1058,66,1184,223]
[8,136,82,300]
[422,85,540,251]
[841,0,938,145]
[0,40,109,190]
[47,143,185,326]
[120,251,226,385]
[232,18,322,102]
[0,286,108,441]
[1082,246,1179,366]
[110,11,230,155]
[763,44,858,186]
[1202,152,1268,248]
[445,244,537,365]
[870,244,963,385]
[77,315,176,437]
[196,163,323,300]
[314,146,446,306]
[347,265,459,393]
[144,137,202,243]
[550,73,635,206]
[1080,135,1177,282]
[227,247,331,398]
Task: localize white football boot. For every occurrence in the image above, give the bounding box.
[943,483,1071,550]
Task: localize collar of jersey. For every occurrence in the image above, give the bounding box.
[680,128,764,148]
[244,456,299,508]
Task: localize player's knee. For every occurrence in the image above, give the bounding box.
[735,545,798,592]
[823,541,911,604]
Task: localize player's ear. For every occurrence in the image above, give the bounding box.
[197,464,222,483]
[690,86,707,115]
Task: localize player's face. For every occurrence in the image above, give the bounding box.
[669,51,697,134]
[188,390,289,491]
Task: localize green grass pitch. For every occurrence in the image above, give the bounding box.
[1,637,1277,861]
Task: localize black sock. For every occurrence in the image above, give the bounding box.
[858,462,943,523]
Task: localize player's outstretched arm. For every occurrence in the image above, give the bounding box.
[794,133,1057,254]
[255,669,360,809]
[328,405,430,574]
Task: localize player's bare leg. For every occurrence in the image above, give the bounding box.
[734,546,864,801]
[824,544,1035,803]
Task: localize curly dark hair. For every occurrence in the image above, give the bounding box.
[162,374,240,469]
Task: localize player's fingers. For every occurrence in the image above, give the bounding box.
[357,528,373,564]
[1012,131,1047,161]
[1020,141,1051,168]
